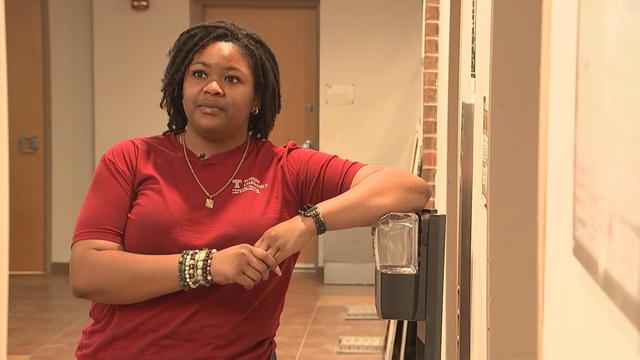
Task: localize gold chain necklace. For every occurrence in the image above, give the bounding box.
[181,132,250,208]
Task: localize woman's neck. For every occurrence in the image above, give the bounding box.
[182,130,248,157]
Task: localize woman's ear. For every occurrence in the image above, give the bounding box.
[251,97,261,114]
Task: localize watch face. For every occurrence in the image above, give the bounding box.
[301,205,316,215]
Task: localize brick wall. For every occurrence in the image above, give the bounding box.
[423,0,439,209]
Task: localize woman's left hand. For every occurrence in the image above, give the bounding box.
[254,215,317,265]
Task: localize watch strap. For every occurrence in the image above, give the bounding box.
[299,205,326,235]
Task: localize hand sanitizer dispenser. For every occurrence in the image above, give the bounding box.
[373,212,426,320]
[372,210,446,360]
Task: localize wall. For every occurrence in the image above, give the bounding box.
[92,0,190,160]
[1,0,9,355]
[487,0,542,358]
[48,0,94,264]
[318,0,423,283]
[47,0,190,265]
[319,0,422,168]
[542,0,640,358]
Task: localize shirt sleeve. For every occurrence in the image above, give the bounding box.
[72,140,139,246]
[283,141,366,207]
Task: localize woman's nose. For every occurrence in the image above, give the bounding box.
[204,80,224,96]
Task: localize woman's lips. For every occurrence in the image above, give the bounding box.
[198,105,224,115]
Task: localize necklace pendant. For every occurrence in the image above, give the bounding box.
[205,198,214,208]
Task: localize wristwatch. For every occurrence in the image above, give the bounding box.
[299,204,326,235]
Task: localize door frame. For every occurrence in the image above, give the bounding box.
[1,0,11,353]
[444,0,462,358]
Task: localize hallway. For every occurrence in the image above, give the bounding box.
[7,271,386,360]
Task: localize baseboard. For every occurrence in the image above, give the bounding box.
[323,262,374,285]
[51,262,69,275]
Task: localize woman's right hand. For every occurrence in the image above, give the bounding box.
[210,244,281,290]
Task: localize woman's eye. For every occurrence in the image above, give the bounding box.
[225,75,240,83]
[193,70,207,79]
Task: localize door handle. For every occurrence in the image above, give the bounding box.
[19,134,39,153]
[302,139,314,150]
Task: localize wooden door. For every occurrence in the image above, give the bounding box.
[202,5,319,266]
[6,0,45,273]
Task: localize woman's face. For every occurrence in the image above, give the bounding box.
[182,41,258,142]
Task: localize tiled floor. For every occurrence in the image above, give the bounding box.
[8,271,387,360]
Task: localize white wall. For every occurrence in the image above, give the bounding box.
[318,0,423,282]
[48,0,94,263]
[542,0,640,358]
[47,0,190,264]
[319,0,422,168]
[0,0,9,356]
[92,0,190,160]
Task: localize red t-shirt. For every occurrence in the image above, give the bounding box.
[72,133,364,360]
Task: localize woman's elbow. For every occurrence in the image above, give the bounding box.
[405,175,431,210]
[69,266,90,299]
[69,252,96,300]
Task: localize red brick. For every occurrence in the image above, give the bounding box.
[424,55,438,70]
[421,167,437,182]
[424,87,437,103]
[424,136,437,150]
[425,23,439,37]
[425,5,440,21]
[425,39,439,54]
[424,72,438,86]
[423,151,437,167]
[424,106,437,121]
[424,120,437,135]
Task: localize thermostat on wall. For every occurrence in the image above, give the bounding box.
[326,83,355,104]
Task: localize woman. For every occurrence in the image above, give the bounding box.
[70,21,430,360]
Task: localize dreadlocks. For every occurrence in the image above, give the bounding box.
[160,20,281,139]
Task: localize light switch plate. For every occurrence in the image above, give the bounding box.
[326,83,355,104]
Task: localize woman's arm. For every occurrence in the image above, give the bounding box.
[70,240,279,305]
[255,165,430,263]
[318,165,430,229]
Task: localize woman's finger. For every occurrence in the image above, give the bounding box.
[243,266,263,284]
[249,247,276,268]
[239,274,255,290]
[247,254,270,281]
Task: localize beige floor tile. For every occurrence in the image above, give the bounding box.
[317,295,376,306]
[296,305,387,359]
[8,271,385,359]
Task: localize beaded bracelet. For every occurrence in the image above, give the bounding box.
[178,251,190,290]
[186,250,198,289]
[178,248,216,291]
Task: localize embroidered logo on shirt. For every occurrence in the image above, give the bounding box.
[231,177,269,194]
